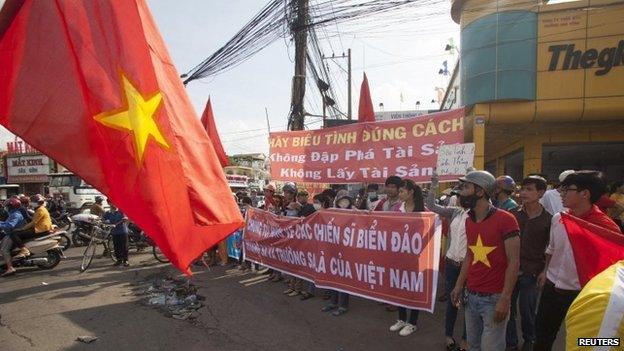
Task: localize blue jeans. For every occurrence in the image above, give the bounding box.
[506,274,539,347]
[466,292,508,351]
[445,261,467,339]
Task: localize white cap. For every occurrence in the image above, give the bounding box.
[559,170,575,183]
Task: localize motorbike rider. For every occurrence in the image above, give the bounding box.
[90,196,106,218]
[18,195,33,222]
[9,194,53,259]
[0,198,27,277]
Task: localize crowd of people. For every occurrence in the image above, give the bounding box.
[2,169,622,350]
[216,169,623,351]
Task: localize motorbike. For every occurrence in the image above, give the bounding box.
[70,213,100,247]
[0,232,64,271]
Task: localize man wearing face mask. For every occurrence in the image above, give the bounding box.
[450,170,521,351]
[362,184,381,210]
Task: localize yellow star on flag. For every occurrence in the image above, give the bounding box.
[94,73,170,164]
[469,234,496,268]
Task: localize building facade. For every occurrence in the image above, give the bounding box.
[225,153,270,190]
[449,0,624,182]
[2,139,59,194]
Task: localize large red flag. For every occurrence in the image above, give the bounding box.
[200,98,228,167]
[358,72,375,123]
[561,212,624,287]
[0,0,243,274]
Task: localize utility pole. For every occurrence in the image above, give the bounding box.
[288,0,309,131]
[321,49,352,120]
[265,107,271,133]
[347,48,352,120]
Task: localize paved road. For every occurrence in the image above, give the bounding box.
[0,247,565,351]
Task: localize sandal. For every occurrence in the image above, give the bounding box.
[2,269,16,277]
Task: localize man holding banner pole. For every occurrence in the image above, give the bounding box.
[451,170,521,351]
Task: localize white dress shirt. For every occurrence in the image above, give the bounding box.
[545,213,580,290]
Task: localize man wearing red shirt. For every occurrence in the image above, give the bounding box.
[534,171,621,350]
[451,171,521,351]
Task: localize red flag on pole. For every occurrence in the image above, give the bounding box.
[358,72,375,123]
[200,98,229,167]
[561,212,624,287]
[0,0,243,274]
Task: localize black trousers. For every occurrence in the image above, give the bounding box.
[112,234,129,261]
[398,307,420,325]
[10,228,48,248]
[330,290,349,308]
[534,281,579,351]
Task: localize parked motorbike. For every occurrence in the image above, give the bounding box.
[0,233,64,271]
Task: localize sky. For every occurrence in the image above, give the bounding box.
[0,0,462,155]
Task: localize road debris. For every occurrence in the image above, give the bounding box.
[76,336,98,344]
[130,274,204,322]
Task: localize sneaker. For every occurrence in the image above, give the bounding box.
[389,320,407,332]
[398,323,417,336]
[287,290,300,297]
[331,307,348,316]
[321,304,337,312]
[113,261,123,266]
[283,288,294,295]
[123,261,130,267]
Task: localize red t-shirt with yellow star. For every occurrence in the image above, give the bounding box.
[465,207,520,294]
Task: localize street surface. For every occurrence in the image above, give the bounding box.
[0,247,565,351]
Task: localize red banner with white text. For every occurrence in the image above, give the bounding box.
[269,108,465,183]
[243,208,442,312]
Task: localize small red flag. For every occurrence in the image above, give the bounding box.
[561,212,624,287]
[0,0,243,274]
[358,73,375,123]
[200,98,228,167]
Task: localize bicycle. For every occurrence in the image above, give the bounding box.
[144,235,169,263]
[80,222,116,272]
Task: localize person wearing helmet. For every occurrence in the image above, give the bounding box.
[9,194,53,262]
[281,182,300,217]
[450,170,521,351]
[539,170,574,215]
[18,195,33,222]
[494,176,519,212]
[0,198,27,276]
[90,196,105,218]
